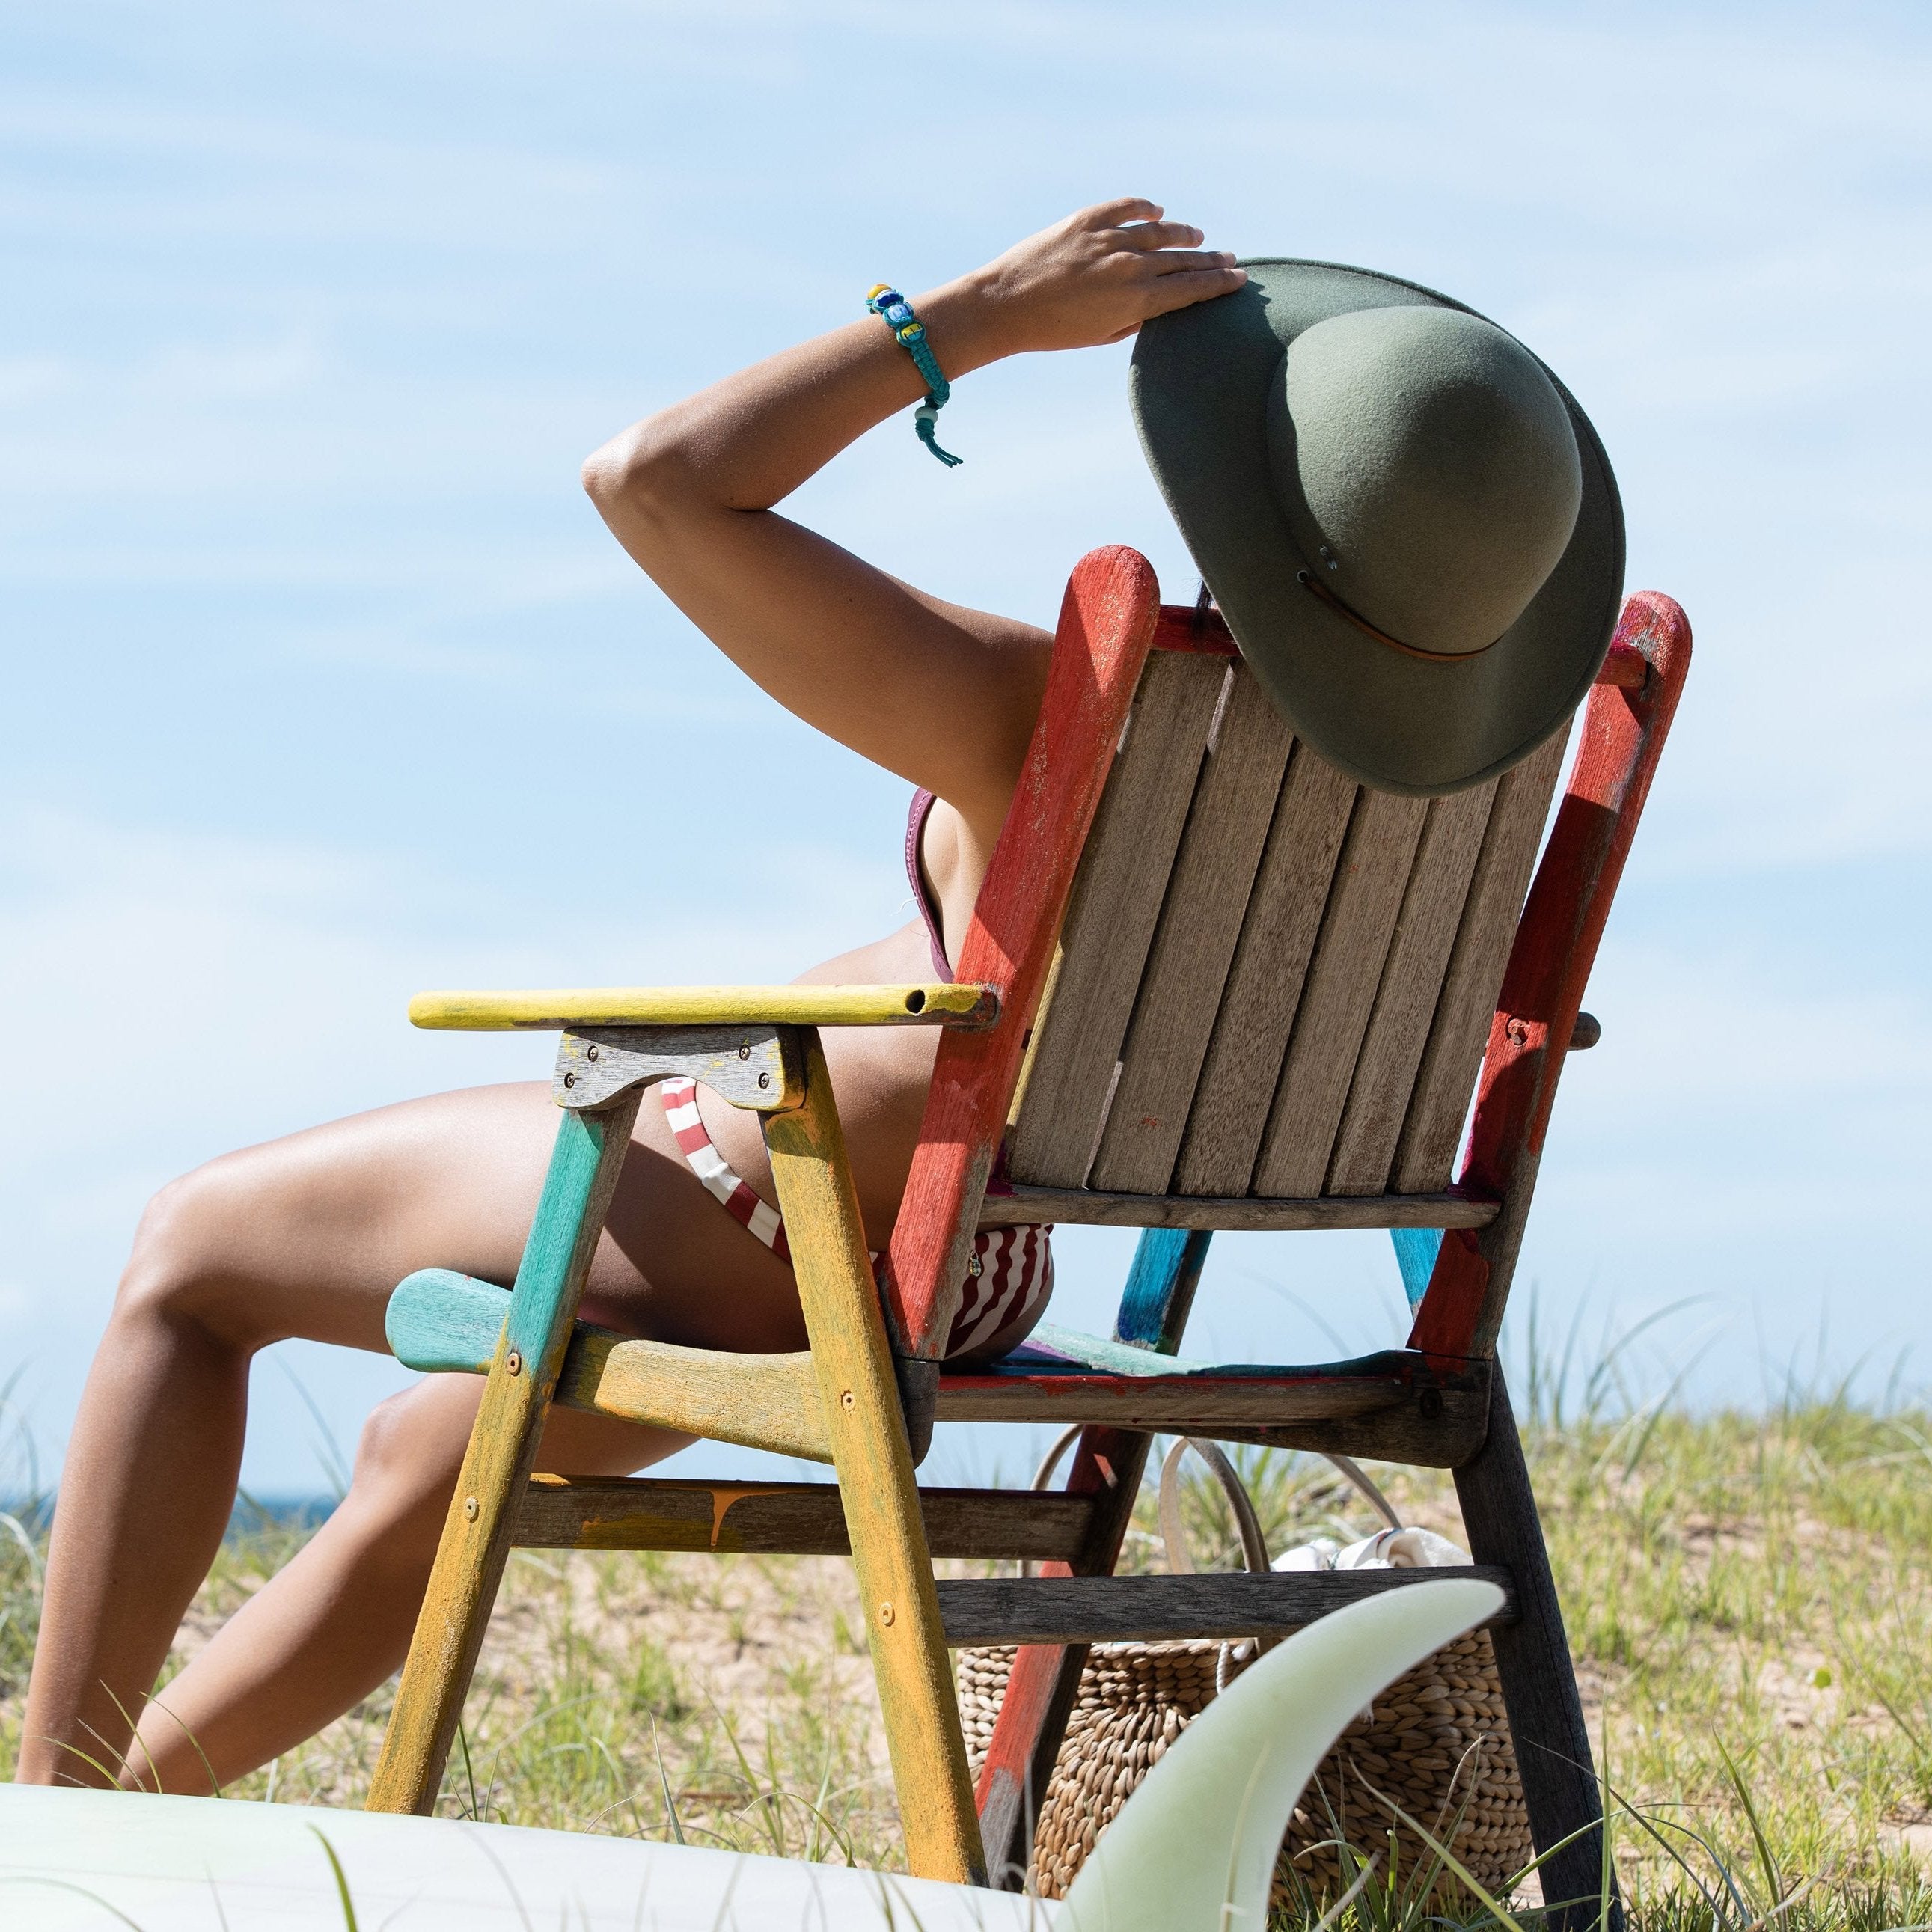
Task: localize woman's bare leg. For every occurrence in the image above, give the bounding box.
[123,1377,683,1796]
[18,1079,804,1789]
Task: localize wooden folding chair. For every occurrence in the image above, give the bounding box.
[370,546,1688,1922]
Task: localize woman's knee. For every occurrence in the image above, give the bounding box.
[111,1156,266,1348]
[344,1380,479,1524]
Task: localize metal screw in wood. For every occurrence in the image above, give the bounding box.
[505,1351,522,1377]
[879,1601,895,1627]
[841,1389,856,1410]
[462,1496,478,1520]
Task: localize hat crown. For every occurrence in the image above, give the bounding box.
[1267,305,1583,656]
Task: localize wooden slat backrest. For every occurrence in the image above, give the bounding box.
[1003,652,1226,1187]
[1322,781,1498,1194]
[1086,666,1294,1193]
[1006,653,1570,1204]
[1387,730,1571,1193]
[1172,736,1358,1194]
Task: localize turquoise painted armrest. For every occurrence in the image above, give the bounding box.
[386,1269,510,1374]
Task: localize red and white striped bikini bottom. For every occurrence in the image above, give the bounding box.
[658,1077,1052,1363]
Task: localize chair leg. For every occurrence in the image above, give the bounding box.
[1454,1367,1621,1932]
[977,1229,1214,1888]
[976,1426,1147,1887]
[367,1092,642,1815]
[762,1030,985,1886]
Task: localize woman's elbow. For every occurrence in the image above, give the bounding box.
[581,419,689,522]
[578,431,631,512]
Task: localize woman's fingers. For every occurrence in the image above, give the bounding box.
[1143,263,1249,315]
[1119,220,1208,254]
[1083,195,1164,229]
[1143,248,1240,278]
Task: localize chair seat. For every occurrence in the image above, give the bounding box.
[388,1280,1489,1466]
[975,1184,1499,1231]
[935,1324,1490,1465]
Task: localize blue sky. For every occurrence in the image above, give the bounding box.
[2,1,1928,1494]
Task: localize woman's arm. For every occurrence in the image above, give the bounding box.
[583,198,1244,849]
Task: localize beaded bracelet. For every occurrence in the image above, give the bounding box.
[866,285,962,467]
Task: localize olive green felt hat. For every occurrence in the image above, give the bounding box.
[1130,260,1624,795]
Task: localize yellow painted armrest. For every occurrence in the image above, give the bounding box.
[408,982,1000,1032]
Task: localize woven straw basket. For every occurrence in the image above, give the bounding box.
[956,1439,1531,1904]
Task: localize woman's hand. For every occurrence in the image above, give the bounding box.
[940,198,1247,359]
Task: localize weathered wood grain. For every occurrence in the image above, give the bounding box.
[385,1268,831,1461]
[1150,603,1240,655]
[409,982,1000,1032]
[560,1330,825,1459]
[975,1183,1497,1232]
[1089,665,1295,1195]
[1172,745,1358,1196]
[1391,730,1571,1193]
[513,1476,1096,1561]
[368,1089,642,1817]
[385,1269,507,1374]
[935,1366,1416,1428]
[762,1029,984,1884]
[1455,1372,1612,1928]
[973,1229,1213,1888]
[1324,782,1499,1194]
[1196,1391,1491,1469]
[888,548,1161,1360]
[1599,641,1648,688]
[553,1024,800,1113]
[1252,788,1431,1198]
[1009,1319,1278,1376]
[938,1567,1517,1646]
[1006,651,1226,1187]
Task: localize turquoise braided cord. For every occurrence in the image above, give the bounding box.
[914,403,962,468]
[895,327,949,406]
[866,287,962,467]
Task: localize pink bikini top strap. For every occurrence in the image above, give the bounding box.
[905,787,953,980]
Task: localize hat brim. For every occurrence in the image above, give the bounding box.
[1129,260,1624,795]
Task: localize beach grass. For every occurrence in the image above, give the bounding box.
[5,1392,1932,1928]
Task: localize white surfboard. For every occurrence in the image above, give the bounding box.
[0,1580,1502,1931]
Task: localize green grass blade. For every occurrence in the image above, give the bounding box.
[306,1826,359,1932]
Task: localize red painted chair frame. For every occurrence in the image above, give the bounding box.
[881,545,1167,1369]
[883,557,1689,1916]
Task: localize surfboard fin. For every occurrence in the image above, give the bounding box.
[1057,1578,1506,1931]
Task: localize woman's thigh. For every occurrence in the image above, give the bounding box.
[152,1080,807,1360]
